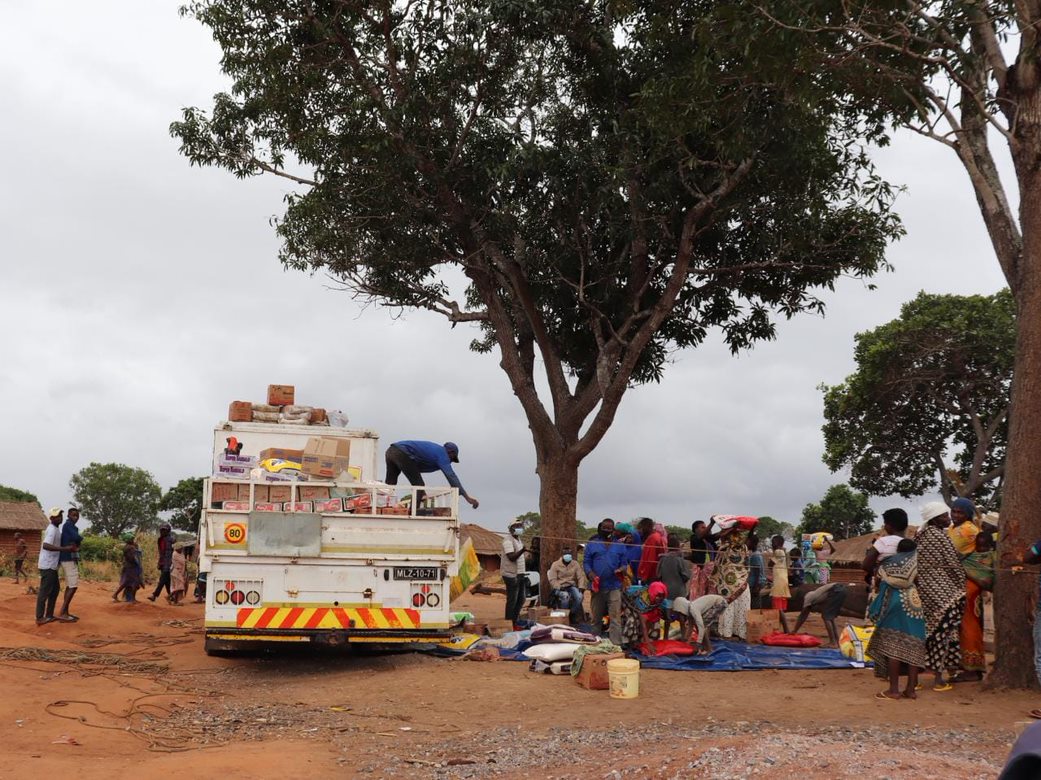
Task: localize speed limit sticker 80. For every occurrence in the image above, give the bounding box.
[223,522,247,545]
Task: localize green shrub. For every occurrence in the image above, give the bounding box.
[77,535,122,563]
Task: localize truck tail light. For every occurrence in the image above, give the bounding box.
[412,592,426,608]
[213,579,263,607]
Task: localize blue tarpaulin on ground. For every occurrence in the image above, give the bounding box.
[425,635,867,670]
[632,640,868,671]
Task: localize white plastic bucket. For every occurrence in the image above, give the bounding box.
[607,658,640,699]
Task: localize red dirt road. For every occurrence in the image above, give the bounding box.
[0,579,1033,778]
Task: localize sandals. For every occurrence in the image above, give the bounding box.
[55,615,77,623]
[875,691,902,701]
[1029,710,1041,720]
[36,616,55,626]
[932,682,953,692]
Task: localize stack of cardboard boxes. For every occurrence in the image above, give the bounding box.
[226,385,334,426]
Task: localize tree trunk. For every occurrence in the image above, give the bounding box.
[990,154,1041,689]
[535,453,580,604]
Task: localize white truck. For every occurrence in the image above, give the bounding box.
[198,421,460,654]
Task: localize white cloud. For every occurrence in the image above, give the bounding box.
[0,1,1011,535]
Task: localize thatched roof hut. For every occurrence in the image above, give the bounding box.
[828,526,920,566]
[0,501,49,559]
[460,523,505,572]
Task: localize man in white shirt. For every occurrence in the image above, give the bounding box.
[37,508,75,625]
[500,522,527,625]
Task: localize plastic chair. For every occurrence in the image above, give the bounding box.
[522,571,541,608]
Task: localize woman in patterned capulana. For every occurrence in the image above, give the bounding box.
[709,521,751,641]
[915,501,967,692]
[866,537,927,700]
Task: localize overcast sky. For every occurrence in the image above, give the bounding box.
[0,2,1011,535]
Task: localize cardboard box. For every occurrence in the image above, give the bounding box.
[228,400,253,422]
[283,502,313,513]
[574,652,625,690]
[267,384,295,406]
[253,503,280,512]
[314,498,344,513]
[251,484,270,503]
[745,609,780,643]
[236,483,253,501]
[378,506,409,515]
[301,437,351,479]
[547,610,571,625]
[211,482,239,502]
[525,606,552,623]
[309,408,327,424]
[219,454,257,469]
[220,501,251,511]
[346,494,371,512]
[269,485,292,503]
[259,447,304,462]
[299,486,331,501]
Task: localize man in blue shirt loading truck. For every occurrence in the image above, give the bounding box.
[384,440,480,509]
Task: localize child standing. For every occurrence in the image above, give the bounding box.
[113,534,141,603]
[769,535,791,633]
[789,547,804,588]
[13,532,28,584]
[169,544,188,605]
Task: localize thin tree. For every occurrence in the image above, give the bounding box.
[764,0,1041,688]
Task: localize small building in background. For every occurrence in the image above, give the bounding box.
[0,501,48,561]
[460,523,504,574]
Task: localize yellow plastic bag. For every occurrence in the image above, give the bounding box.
[450,538,481,602]
[839,623,874,663]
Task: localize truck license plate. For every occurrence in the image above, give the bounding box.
[393,567,439,581]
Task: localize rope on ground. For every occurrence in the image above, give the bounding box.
[0,647,169,675]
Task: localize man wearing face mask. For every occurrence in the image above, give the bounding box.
[500,522,528,626]
[584,518,627,645]
[548,546,588,624]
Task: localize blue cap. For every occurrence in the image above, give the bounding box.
[444,442,459,462]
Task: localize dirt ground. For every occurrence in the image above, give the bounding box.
[0,579,1033,779]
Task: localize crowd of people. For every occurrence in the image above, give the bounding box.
[498,500,1033,700]
[29,507,204,626]
[503,514,851,656]
[862,500,1001,701]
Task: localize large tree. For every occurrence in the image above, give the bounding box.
[172,1,900,590]
[822,290,1014,505]
[69,463,161,537]
[160,477,205,534]
[756,516,797,543]
[796,484,875,541]
[766,0,1041,689]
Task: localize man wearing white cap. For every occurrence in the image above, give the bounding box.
[36,508,77,625]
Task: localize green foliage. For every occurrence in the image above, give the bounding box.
[515,511,594,544]
[756,516,797,542]
[797,484,875,540]
[160,477,205,533]
[0,484,39,504]
[172,0,901,468]
[69,463,161,537]
[821,290,1014,502]
[77,535,123,563]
